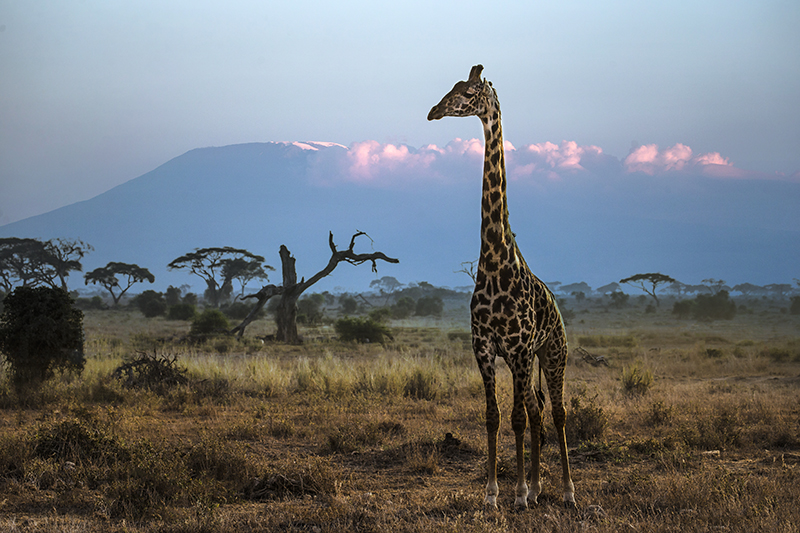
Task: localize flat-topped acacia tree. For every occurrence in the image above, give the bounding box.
[84,262,155,306]
[620,272,676,307]
[167,247,271,307]
[231,231,398,344]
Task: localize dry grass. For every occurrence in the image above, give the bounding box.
[0,305,798,532]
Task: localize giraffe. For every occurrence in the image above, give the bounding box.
[428,65,575,510]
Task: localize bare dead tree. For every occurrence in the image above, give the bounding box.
[455,259,478,284]
[231,231,398,343]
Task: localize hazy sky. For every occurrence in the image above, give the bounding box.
[1,0,798,226]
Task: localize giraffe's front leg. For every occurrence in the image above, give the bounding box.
[525,385,544,506]
[511,385,529,509]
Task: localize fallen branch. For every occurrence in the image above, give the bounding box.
[230,284,283,339]
[575,347,610,367]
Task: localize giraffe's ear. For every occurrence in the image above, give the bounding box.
[468,64,484,82]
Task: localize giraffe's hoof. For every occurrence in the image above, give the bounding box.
[563,496,577,510]
[514,497,528,510]
[484,495,498,511]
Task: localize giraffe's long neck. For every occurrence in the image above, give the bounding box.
[477,100,516,275]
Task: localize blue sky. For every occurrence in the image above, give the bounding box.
[1,0,799,226]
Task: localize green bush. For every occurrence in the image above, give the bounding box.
[790,296,800,315]
[297,293,325,325]
[415,296,444,317]
[167,303,196,321]
[165,285,182,306]
[74,295,107,311]
[695,290,736,320]
[134,290,167,318]
[221,301,253,320]
[391,296,415,319]
[608,291,629,309]
[0,287,85,386]
[190,309,231,337]
[672,299,695,319]
[334,317,392,343]
[674,291,736,321]
[339,295,358,315]
[368,307,392,324]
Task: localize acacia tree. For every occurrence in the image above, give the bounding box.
[0,238,44,291]
[370,276,403,305]
[702,278,727,295]
[232,231,398,343]
[84,262,155,305]
[221,257,274,300]
[732,283,765,297]
[0,237,92,292]
[44,238,94,290]
[167,247,268,307]
[620,272,676,307]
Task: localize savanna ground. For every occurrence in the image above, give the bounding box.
[0,295,799,532]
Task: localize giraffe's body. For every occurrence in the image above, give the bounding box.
[428,65,575,509]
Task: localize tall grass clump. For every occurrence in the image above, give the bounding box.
[621,362,653,396]
[403,366,439,400]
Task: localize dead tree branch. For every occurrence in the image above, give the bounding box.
[230,284,283,338]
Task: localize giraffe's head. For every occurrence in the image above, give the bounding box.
[427,64,493,121]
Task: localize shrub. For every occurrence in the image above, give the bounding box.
[34,418,128,463]
[415,296,444,317]
[566,391,607,443]
[608,291,629,309]
[297,293,325,325]
[167,303,196,321]
[190,309,231,337]
[221,301,254,320]
[672,299,695,319]
[391,296,416,319]
[621,363,653,396]
[694,290,736,320]
[339,295,358,315]
[334,317,392,343]
[74,295,108,310]
[134,290,167,318]
[368,307,392,324]
[165,285,182,306]
[0,287,85,386]
[790,296,800,315]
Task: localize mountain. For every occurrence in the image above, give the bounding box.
[1,141,799,294]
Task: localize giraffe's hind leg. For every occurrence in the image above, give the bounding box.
[542,344,576,507]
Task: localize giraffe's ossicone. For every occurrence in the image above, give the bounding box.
[428,65,575,510]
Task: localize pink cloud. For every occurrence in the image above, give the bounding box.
[624,143,733,175]
[507,140,608,180]
[303,139,782,187]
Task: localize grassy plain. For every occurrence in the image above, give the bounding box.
[0,297,799,532]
